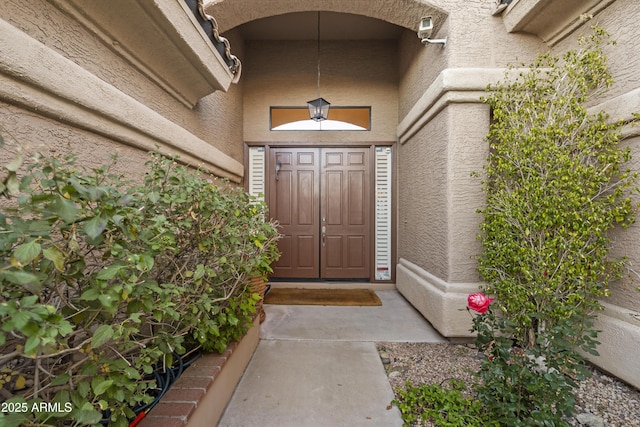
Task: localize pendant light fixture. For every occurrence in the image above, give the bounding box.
[307,11,330,121]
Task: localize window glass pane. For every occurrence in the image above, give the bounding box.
[271,107,371,131]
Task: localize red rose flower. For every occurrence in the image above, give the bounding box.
[468,292,494,314]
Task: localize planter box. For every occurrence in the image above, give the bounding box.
[138,321,260,427]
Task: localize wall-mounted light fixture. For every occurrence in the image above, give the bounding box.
[307,12,330,121]
[417,16,447,48]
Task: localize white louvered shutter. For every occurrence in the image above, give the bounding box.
[375,147,392,280]
[248,146,265,202]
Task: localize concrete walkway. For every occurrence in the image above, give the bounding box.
[218,290,446,427]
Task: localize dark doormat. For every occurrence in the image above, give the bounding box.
[263,288,382,306]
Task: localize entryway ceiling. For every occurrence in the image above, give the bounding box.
[204,0,447,40]
[238,11,404,41]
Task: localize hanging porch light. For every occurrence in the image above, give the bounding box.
[307,11,330,121]
[307,97,330,122]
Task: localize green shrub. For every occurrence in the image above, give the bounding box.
[0,145,279,426]
[470,303,585,426]
[141,153,280,353]
[475,27,639,425]
[393,379,497,427]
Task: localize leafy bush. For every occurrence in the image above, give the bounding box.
[0,145,279,426]
[393,379,497,427]
[470,302,584,426]
[474,27,639,425]
[141,153,280,353]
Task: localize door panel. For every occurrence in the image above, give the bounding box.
[321,148,370,279]
[269,148,320,278]
[269,147,370,280]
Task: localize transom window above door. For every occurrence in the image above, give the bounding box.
[270,106,371,131]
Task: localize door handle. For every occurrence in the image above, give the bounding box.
[275,160,282,181]
[321,225,326,247]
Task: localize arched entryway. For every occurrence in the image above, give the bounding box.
[204,0,448,36]
[225,6,426,283]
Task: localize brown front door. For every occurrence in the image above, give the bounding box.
[268,147,370,280]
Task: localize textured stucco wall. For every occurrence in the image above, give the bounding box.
[395,0,640,356]
[398,0,640,388]
[608,133,640,312]
[397,26,448,120]
[396,0,543,284]
[398,112,450,280]
[393,1,543,340]
[397,1,543,119]
[242,39,398,143]
[444,0,543,67]
[0,2,149,180]
[0,103,150,182]
[549,0,640,313]
[208,0,448,34]
[197,28,245,162]
[399,102,489,283]
[2,0,638,388]
[0,1,245,176]
[548,0,640,105]
[446,103,489,282]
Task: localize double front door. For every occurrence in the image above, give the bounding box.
[268,147,370,280]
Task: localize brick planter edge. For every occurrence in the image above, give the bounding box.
[137,320,260,427]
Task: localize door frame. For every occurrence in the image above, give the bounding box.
[244,141,396,283]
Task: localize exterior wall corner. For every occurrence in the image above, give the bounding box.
[396,258,481,337]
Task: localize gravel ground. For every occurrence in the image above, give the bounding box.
[376,342,640,427]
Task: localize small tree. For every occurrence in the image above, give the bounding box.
[475,27,639,425]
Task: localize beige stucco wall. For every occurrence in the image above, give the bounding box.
[0,103,150,182]
[0,1,244,181]
[548,0,640,314]
[395,0,545,282]
[394,0,640,389]
[208,0,448,35]
[195,29,245,163]
[608,133,640,312]
[397,1,542,118]
[397,26,448,119]
[540,0,640,388]
[395,0,545,339]
[397,102,487,282]
[446,103,490,282]
[242,39,398,143]
[398,112,449,279]
[2,0,638,389]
